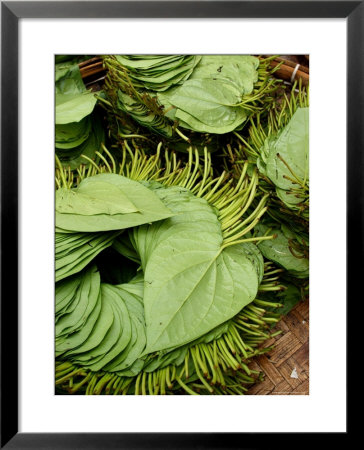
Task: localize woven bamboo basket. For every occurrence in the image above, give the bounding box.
[78,55,309,396]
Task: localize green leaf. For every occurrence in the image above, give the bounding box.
[55,63,85,94]
[113,55,201,91]
[275,284,303,316]
[56,111,105,170]
[129,184,260,354]
[57,269,147,374]
[56,266,100,338]
[55,118,91,149]
[159,78,248,133]
[190,55,259,94]
[56,181,138,216]
[56,174,174,232]
[116,90,173,138]
[265,107,309,191]
[143,242,260,354]
[56,91,98,124]
[256,223,309,276]
[104,284,146,372]
[55,230,120,282]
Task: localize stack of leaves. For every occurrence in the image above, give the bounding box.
[232,81,309,223]
[112,55,202,91]
[101,55,280,143]
[157,55,261,134]
[55,157,174,282]
[55,146,287,395]
[55,56,104,169]
[255,107,309,219]
[225,82,310,283]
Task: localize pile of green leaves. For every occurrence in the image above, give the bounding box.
[256,107,309,218]
[55,56,104,169]
[113,55,202,91]
[102,54,278,143]
[225,81,310,280]
[56,168,263,374]
[54,54,309,396]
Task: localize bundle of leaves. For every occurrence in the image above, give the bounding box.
[100,55,280,146]
[55,57,104,169]
[111,55,202,91]
[55,145,290,395]
[231,82,309,223]
[222,82,309,277]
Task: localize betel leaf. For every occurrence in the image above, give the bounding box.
[264,107,309,191]
[255,223,309,276]
[116,90,173,138]
[159,78,249,134]
[55,62,85,94]
[55,60,104,169]
[56,265,100,338]
[154,55,260,134]
[114,55,183,70]
[56,174,174,232]
[55,117,91,149]
[175,107,248,135]
[276,186,305,206]
[56,181,138,216]
[104,283,146,372]
[55,230,120,282]
[129,184,261,355]
[56,111,105,170]
[56,91,98,124]
[57,269,147,374]
[189,55,259,94]
[143,240,260,354]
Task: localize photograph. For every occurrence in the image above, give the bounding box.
[1,0,354,443]
[55,54,309,396]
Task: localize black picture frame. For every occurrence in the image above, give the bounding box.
[1,1,356,447]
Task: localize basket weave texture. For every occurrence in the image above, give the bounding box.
[248,300,309,395]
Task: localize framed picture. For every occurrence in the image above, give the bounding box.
[1,1,355,447]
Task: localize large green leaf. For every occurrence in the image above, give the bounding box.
[56,174,174,232]
[114,55,184,70]
[56,182,138,216]
[143,241,260,354]
[130,184,261,354]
